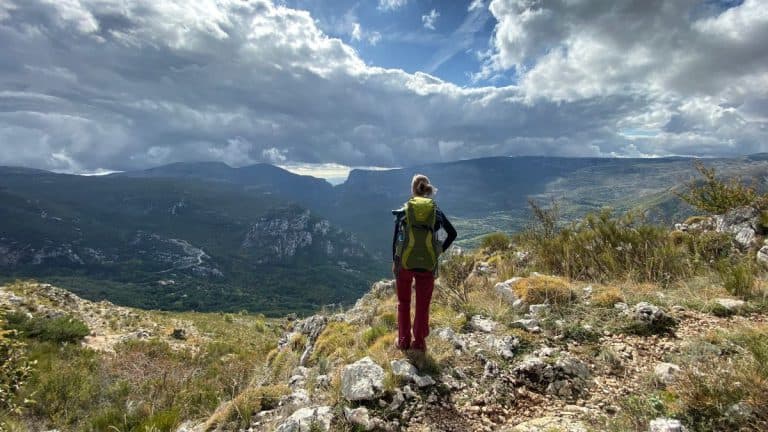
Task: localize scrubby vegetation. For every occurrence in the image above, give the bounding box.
[0,300,281,432]
[679,161,766,214]
[479,231,511,253]
[2,162,768,431]
[4,312,90,344]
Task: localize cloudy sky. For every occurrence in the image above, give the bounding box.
[0,0,766,179]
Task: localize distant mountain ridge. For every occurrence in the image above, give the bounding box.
[0,167,377,315]
[3,155,768,313]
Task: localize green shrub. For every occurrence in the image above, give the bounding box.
[561,323,600,343]
[676,231,733,265]
[717,259,756,299]
[678,162,764,214]
[24,342,101,427]
[0,328,33,414]
[480,232,511,253]
[622,313,678,336]
[375,312,397,330]
[437,254,476,309]
[4,312,90,344]
[523,207,692,284]
[362,325,389,346]
[668,327,768,431]
[311,322,357,364]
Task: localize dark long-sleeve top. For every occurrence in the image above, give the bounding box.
[392,205,457,262]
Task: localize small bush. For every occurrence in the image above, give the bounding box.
[480,232,511,253]
[437,254,476,309]
[622,313,678,336]
[592,286,625,308]
[522,206,692,285]
[362,325,389,347]
[561,323,600,343]
[717,259,756,299]
[678,162,764,214]
[4,312,90,344]
[668,327,768,431]
[375,312,397,330]
[230,385,289,426]
[513,275,576,306]
[311,322,357,363]
[0,328,33,414]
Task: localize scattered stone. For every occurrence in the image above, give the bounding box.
[757,241,768,266]
[494,278,521,303]
[726,402,753,420]
[513,349,590,399]
[283,388,310,406]
[469,315,498,333]
[511,318,541,333]
[275,406,333,432]
[344,407,373,431]
[614,302,629,311]
[528,304,549,317]
[389,389,405,410]
[502,416,588,432]
[714,298,747,313]
[625,302,677,333]
[402,385,418,400]
[649,418,686,432]
[483,360,500,379]
[487,335,519,360]
[341,357,385,401]
[390,359,435,387]
[715,206,759,250]
[654,363,681,386]
[433,327,467,350]
[315,374,331,388]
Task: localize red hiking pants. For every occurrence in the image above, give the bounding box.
[396,267,435,351]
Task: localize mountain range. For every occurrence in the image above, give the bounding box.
[2,154,768,314]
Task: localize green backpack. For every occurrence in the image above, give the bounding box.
[396,196,441,271]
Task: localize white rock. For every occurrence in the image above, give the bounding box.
[390,359,435,387]
[649,418,686,432]
[494,277,521,303]
[715,298,747,312]
[389,389,405,410]
[390,358,419,378]
[511,318,541,333]
[341,357,385,401]
[344,407,373,431]
[413,374,436,387]
[654,362,681,386]
[275,406,333,432]
[469,315,498,333]
[502,416,588,432]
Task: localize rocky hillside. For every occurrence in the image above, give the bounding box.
[3,200,768,431]
[0,167,378,315]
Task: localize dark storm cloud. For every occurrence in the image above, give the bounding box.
[0,0,766,173]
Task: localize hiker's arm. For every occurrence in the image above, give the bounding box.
[392,219,399,263]
[439,210,457,251]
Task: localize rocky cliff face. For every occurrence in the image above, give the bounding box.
[241,209,365,264]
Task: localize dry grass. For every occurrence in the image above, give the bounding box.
[591,286,625,308]
[513,275,576,306]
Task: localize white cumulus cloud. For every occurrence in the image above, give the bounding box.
[0,0,764,174]
[422,9,439,30]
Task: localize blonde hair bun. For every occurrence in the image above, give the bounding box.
[411,174,436,197]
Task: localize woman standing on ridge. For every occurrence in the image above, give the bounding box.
[392,174,457,352]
